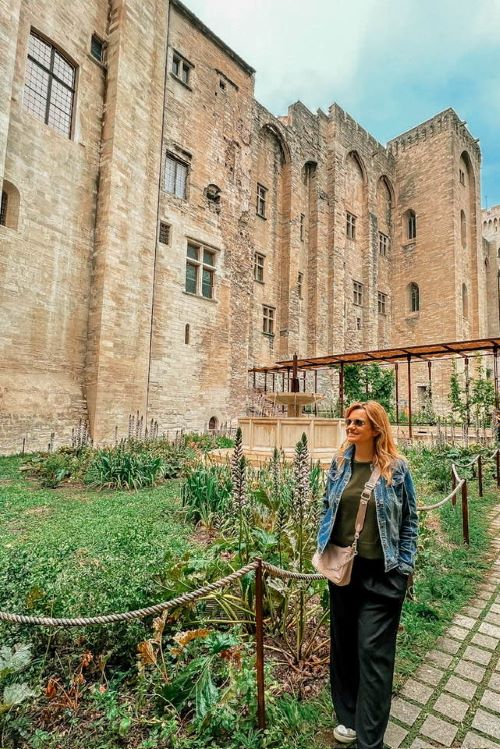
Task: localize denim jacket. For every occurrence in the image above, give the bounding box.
[316,445,418,575]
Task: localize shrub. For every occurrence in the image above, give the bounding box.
[181,464,232,524]
[84,449,165,490]
[26,450,89,488]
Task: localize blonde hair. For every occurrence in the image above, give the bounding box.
[337,400,405,483]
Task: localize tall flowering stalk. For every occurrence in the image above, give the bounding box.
[294,433,310,573]
[231,427,247,559]
[293,432,310,662]
[271,447,286,567]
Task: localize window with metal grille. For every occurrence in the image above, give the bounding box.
[459,168,465,186]
[300,213,305,241]
[0,191,7,226]
[353,280,363,306]
[172,52,192,86]
[346,212,357,240]
[298,272,303,299]
[356,316,362,330]
[90,34,104,63]
[379,232,389,256]
[409,282,420,312]
[254,252,265,283]
[185,241,216,299]
[378,291,387,315]
[24,31,76,138]
[263,306,275,336]
[256,184,267,218]
[159,222,170,244]
[165,154,188,198]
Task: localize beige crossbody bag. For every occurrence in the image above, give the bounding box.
[312,465,381,586]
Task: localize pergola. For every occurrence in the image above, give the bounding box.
[249,337,500,438]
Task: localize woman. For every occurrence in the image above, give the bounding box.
[316,401,418,749]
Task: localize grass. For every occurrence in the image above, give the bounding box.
[0,453,497,748]
[0,455,195,660]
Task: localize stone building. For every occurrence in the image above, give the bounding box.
[0,0,496,452]
[482,205,500,336]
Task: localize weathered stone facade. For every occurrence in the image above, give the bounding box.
[482,205,500,337]
[0,0,495,452]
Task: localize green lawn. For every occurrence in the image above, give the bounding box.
[0,456,194,655]
[0,453,497,749]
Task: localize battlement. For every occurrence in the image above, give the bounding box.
[388,108,481,161]
[329,102,386,155]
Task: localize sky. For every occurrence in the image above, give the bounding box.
[185,0,500,208]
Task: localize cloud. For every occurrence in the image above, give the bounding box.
[182,0,500,205]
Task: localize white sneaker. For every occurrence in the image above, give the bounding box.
[333,724,357,744]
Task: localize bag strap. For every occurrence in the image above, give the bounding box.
[352,465,381,551]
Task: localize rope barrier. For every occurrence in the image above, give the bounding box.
[262,562,322,581]
[417,479,464,512]
[0,561,259,627]
[0,449,496,627]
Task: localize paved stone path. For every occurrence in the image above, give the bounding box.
[384,504,500,749]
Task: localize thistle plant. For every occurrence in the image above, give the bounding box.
[293,433,310,663]
[271,447,286,566]
[231,427,247,559]
[293,433,310,573]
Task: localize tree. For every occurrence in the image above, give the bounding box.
[470,359,495,427]
[342,364,394,413]
[448,361,467,423]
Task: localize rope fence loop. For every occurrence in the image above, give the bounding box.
[1,448,497,627]
[416,479,464,513]
[0,446,497,731]
[0,561,260,627]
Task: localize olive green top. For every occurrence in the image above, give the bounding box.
[330,459,383,560]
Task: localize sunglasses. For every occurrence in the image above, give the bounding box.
[345,418,366,427]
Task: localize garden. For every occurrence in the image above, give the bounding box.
[0,431,498,748]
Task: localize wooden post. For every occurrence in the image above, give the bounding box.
[494,346,499,410]
[461,479,469,545]
[291,353,300,393]
[428,360,433,413]
[255,560,266,730]
[464,356,470,427]
[477,454,483,498]
[314,370,318,417]
[395,362,399,425]
[407,355,413,440]
[451,467,457,507]
[339,363,344,416]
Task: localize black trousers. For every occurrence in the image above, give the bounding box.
[329,556,407,749]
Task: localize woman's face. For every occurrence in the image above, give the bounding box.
[345,407,377,448]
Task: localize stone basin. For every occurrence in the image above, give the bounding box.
[263,391,324,417]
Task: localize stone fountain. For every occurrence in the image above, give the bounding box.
[211,355,346,467]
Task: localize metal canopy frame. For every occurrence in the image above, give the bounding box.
[249,337,500,439]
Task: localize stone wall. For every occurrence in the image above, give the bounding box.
[0,0,108,453]
[388,110,485,347]
[482,205,500,337]
[0,0,493,453]
[146,0,255,433]
[85,0,169,444]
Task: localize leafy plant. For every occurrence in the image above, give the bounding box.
[0,643,35,714]
[84,450,165,489]
[343,363,394,412]
[181,464,232,525]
